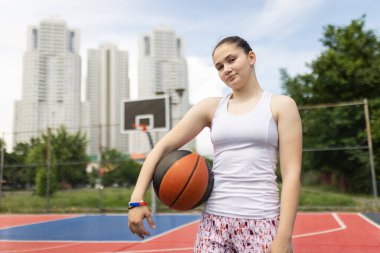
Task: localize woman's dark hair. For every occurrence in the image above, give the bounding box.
[212,36,252,56]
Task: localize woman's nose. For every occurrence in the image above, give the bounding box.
[224,65,232,75]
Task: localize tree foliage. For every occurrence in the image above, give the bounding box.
[25,126,89,195]
[282,16,380,104]
[35,168,58,196]
[3,128,143,192]
[1,138,40,190]
[100,149,141,187]
[281,16,380,192]
[10,142,34,188]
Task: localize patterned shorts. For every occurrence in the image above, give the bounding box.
[194,212,280,253]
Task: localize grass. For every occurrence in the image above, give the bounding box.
[299,185,355,210]
[299,185,379,211]
[0,188,134,213]
[0,185,378,213]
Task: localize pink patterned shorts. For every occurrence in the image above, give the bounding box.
[194,212,280,253]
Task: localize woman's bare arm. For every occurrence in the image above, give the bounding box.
[270,95,302,253]
[128,97,221,239]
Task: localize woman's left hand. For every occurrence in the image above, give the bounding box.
[268,236,292,253]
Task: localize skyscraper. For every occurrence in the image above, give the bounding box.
[130,26,194,154]
[14,19,81,145]
[86,43,130,156]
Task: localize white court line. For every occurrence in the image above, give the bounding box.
[357,213,380,230]
[0,239,130,243]
[142,219,199,243]
[296,212,355,215]
[91,247,194,253]
[0,215,84,231]
[0,242,83,253]
[117,247,193,253]
[1,245,194,253]
[292,212,347,238]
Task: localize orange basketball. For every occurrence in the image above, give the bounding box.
[153,150,214,211]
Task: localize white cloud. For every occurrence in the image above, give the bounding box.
[254,45,319,94]
[245,0,325,40]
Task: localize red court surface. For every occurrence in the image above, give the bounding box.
[0,212,379,253]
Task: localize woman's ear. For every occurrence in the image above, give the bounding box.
[248,51,256,67]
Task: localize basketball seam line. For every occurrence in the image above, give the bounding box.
[193,162,213,209]
[169,154,200,208]
[154,150,190,199]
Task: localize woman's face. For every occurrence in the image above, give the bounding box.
[213,43,255,90]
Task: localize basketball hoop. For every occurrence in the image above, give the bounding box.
[132,123,154,150]
[121,96,169,133]
[132,123,148,132]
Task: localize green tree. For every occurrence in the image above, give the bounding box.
[1,138,40,190]
[4,142,32,190]
[281,16,380,192]
[35,167,58,196]
[100,149,141,187]
[26,126,89,196]
[51,127,89,186]
[3,137,45,190]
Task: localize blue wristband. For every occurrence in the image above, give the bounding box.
[128,200,148,209]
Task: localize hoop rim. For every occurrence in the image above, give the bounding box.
[132,123,148,132]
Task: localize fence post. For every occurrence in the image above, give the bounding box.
[363,99,378,207]
[45,127,52,213]
[0,132,5,209]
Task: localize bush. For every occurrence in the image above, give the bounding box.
[35,168,58,196]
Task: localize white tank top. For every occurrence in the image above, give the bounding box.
[205,90,280,219]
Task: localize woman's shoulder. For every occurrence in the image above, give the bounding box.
[270,94,298,120]
[193,96,224,121]
[271,94,297,106]
[194,96,224,107]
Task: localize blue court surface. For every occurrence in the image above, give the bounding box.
[0,214,201,242]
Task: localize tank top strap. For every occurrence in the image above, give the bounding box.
[260,90,273,112]
[262,90,270,102]
[215,93,231,113]
[210,93,231,128]
[214,91,273,117]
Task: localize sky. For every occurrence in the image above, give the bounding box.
[1,0,380,156]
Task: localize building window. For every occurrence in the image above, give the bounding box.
[176,38,181,56]
[68,31,75,52]
[32,29,38,49]
[144,36,150,56]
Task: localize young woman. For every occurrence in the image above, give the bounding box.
[128,36,302,253]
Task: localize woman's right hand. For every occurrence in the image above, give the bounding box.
[127,98,217,240]
[128,206,156,240]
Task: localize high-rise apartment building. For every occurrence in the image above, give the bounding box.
[130,27,194,154]
[14,19,81,145]
[86,43,129,156]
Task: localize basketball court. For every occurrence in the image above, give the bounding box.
[0,212,379,253]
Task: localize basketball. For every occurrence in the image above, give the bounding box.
[153,150,214,211]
